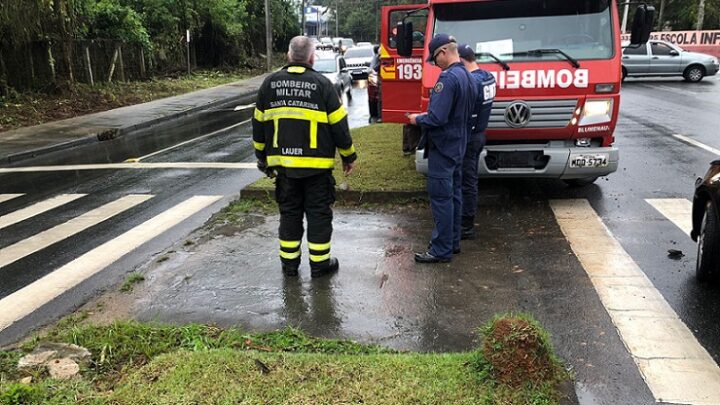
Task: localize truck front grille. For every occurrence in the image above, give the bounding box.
[488,99,578,129]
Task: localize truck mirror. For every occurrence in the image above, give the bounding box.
[630,5,655,45]
[397,21,413,57]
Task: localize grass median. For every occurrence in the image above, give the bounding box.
[0,314,570,404]
[250,123,426,193]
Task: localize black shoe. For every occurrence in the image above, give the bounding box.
[427,242,461,255]
[461,228,476,240]
[414,252,451,263]
[311,257,339,278]
[282,263,299,277]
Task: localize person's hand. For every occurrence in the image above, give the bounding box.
[343,161,355,176]
[257,159,276,178]
[407,113,419,125]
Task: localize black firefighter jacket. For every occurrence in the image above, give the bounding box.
[252,62,357,178]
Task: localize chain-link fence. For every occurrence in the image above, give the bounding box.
[0,40,189,91]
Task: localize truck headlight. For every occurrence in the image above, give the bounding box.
[579,99,613,126]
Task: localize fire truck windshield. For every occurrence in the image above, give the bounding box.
[434,0,614,64]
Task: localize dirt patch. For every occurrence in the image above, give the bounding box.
[481,316,560,388]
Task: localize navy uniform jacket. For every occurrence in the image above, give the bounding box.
[469,69,496,140]
[417,62,477,161]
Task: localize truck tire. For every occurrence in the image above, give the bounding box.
[683,65,705,83]
[563,177,598,187]
[696,201,720,283]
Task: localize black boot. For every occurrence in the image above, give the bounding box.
[282,263,299,277]
[311,257,339,278]
[461,216,476,240]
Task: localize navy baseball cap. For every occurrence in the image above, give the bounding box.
[426,33,456,62]
[458,44,476,61]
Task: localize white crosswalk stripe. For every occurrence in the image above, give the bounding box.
[0,195,222,333]
[551,199,720,405]
[646,198,694,237]
[0,194,24,204]
[0,194,87,231]
[0,194,153,269]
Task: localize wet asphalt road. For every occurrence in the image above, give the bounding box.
[1,77,720,404]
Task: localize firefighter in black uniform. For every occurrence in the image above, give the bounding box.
[253,36,357,278]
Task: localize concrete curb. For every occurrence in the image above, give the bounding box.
[241,188,427,205]
[1,76,267,166]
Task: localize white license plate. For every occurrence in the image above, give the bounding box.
[570,154,609,168]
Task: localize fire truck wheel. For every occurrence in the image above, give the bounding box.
[683,65,705,83]
[696,201,720,283]
[563,177,598,187]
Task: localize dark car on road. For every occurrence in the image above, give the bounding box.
[692,160,720,282]
[313,53,352,103]
[343,46,374,80]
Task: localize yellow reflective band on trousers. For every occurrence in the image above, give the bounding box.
[308,242,331,251]
[280,250,301,260]
[280,240,301,249]
[338,145,355,157]
[328,106,348,125]
[253,141,266,151]
[267,155,335,169]
[310,253,331,262]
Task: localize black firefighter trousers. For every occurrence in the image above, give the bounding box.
[275,171,336,270]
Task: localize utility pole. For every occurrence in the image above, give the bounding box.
[301,0,306,35]
[375,0,379,43]
[696,0,706,30]
[657,0,666,30]
[265,0,272,71]
[621,3,630,33]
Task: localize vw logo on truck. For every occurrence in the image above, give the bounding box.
[504,102,532,128]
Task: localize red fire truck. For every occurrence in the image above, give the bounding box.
[380,0,653,186]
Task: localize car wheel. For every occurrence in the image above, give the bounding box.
[696,201,720,282]
[621,67,627,82]
[563,177,599,187]
[684,65,705,83]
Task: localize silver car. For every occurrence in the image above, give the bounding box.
[313,54,352,103]
[622,40,720,82]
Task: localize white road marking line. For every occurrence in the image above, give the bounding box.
[0,194,24,204]
[673,134,720,156]
[0,194,152,269]
[0,162,257,173]
[125,118,252,163]
[0,194,87,231]
[646,198,694,237]
[550,199,720,405]
[0,195,222,333]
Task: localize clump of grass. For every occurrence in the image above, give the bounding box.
[470,313,569,403]
[213,196,276,224]
[119,273,145,293]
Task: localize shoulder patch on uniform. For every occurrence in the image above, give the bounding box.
[288,66,306,74]
[434,82,444,94]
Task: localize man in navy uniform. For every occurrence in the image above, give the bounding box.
[458,44,496,240]
[408,34,477,263]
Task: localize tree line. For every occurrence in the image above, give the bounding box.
[0,0,300,90]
